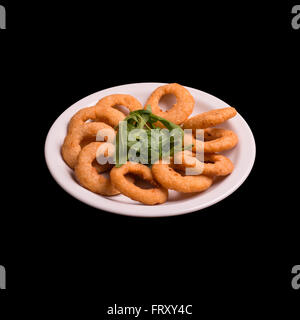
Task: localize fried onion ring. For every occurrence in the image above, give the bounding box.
[110,162,168,205]
[145,83,194,125]
[95,94,143,128]
[62,122,115,169]
[75,142,120,196]
[202,153,234,176]
[68,106,97,133]
[182,107,237,129]
[173,151,234,176]
[186,128,238,153]
[152,160,213,193]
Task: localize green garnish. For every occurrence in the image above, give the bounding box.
[115,105,188,167]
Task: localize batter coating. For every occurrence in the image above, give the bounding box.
[62,122,114,169]
[187,128,238,153]
[145,83,194,125]
[202,153,234,176]
[96,94,142,128]
[68,106,97,133]
[173,151,234,176]
[182,107,237,129]
[152,160,213,193]
[75,142,120,196]
[110,162,168,205]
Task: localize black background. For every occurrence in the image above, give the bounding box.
[0,0,299,315]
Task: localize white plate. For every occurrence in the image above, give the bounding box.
[44,83,256,217]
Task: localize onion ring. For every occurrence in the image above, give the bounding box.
[152,160,213,193]
[202,153,234,176]
[186,128,238,153]
[173,151,234,176]
[110,162,168,205]
[182,107,237,129]
[145,83,194,125]
[75,142,120,196]
[95,94,143,128]
[62,122,115,169]
[68,106,97,133]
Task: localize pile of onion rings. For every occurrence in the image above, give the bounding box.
[61,84,238,206]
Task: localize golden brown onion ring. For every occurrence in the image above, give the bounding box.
[173,151,234,176]
[202,153,234,176]
[95,94,142,128]
[185,128,238,153]
[62,122,114,169]
[145,83,194,125]
[75,142,120,196]
[110,162,168,205]
[152,160,213,193]
[68,106,97,133]
[182,107,237,130]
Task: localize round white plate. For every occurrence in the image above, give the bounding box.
[44,83,256,217]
